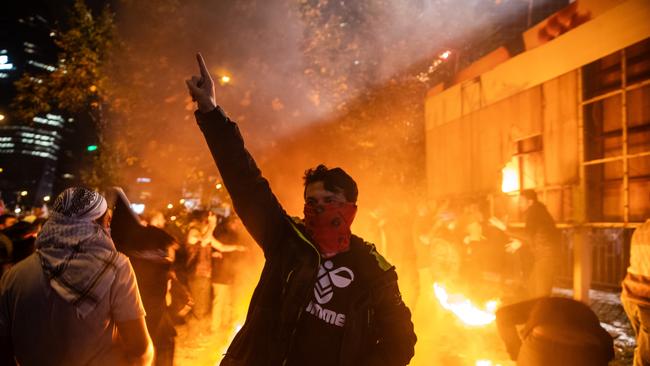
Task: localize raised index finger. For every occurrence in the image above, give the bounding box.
[196,53,210,80]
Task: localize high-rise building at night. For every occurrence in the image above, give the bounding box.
[0,12,71,208]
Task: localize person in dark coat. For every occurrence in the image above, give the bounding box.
[490,190,561,299]
[185,54,416,366]
[109,187,182,366]
[519,190,561,298]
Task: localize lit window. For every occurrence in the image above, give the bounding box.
[0,55,13,70]
[28,60,56,72]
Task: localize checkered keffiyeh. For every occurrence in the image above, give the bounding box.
[36,188,119,319]
[52,187,107,221]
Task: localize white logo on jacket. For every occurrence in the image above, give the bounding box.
[305,260,355,327]
[314,260,354,304]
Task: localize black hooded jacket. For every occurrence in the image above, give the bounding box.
[195,107,416,366]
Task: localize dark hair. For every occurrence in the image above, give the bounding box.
[303,164,358,203]
[522,189,538,202]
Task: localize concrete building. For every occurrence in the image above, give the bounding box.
[424,0,650,300]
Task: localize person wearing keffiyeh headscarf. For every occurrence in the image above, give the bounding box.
[36,187,115,319]
[0,187,154,366]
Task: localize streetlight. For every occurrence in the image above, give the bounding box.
[20,191,28,197]
[218,75,231,86]
[43,195,51,202]
[0,113,5,122]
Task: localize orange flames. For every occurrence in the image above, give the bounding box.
[501,160,519,193]
[433,283,499,327]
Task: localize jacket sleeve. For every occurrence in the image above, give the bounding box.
[195,107,289,257]
[364,273,417,366]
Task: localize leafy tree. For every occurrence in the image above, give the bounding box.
[11,0,122,188]
[12,0,114,122]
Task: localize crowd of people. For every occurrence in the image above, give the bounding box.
[0,187,260,366]
[0,53,646,366]
[360,187,562,312]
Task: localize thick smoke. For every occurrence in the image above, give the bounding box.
[108,2,560,364]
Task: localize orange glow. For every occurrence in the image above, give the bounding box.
[216,323,243,365]
[501,161,519,193]
[433,283,499,327]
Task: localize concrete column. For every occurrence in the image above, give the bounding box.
[573,226,592,303]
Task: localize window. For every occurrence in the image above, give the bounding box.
[583,37,650,222]
[515,134,544,190]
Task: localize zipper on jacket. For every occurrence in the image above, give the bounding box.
[282,219,321,366]
[282,269,294,297]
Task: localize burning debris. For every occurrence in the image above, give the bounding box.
[433,283,499,327]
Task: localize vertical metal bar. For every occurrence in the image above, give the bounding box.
[541,84,547,202]
[575,68,592,301]
[622,49,629,224]
[577,69,586,221]
[604,240,608,286]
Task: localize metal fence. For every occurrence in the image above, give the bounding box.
[556,227,633,290]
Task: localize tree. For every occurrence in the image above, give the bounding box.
[11,0,121,188]
[12,0,114,121]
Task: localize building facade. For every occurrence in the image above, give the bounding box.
[424,0,650,296]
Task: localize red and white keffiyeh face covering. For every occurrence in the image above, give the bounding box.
[304,202,357,258]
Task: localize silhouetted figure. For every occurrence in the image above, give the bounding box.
[110,187,180,366]
[622,218,650,366]
[496,297,614,366]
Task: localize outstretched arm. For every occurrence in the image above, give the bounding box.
[186,53,289,257]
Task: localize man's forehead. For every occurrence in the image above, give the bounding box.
[305,181,343,198]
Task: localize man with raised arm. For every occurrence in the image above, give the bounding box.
[186,53,416,366]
